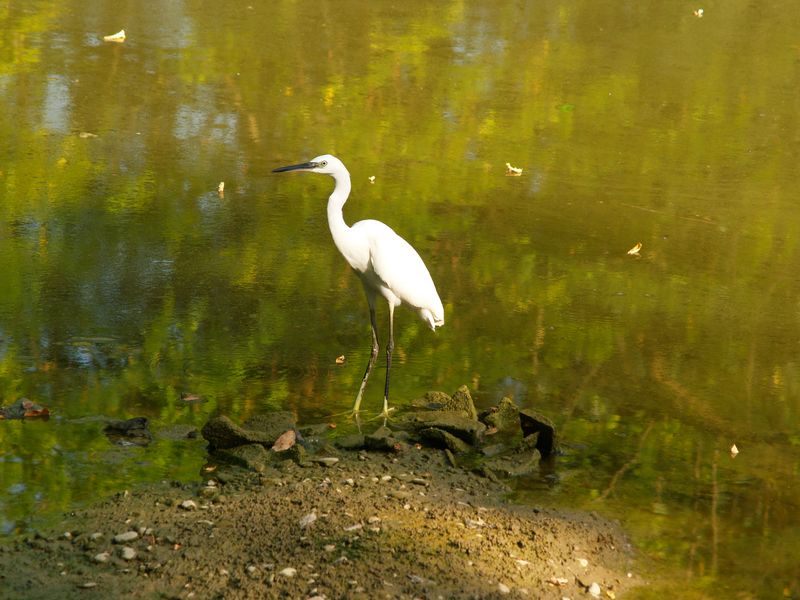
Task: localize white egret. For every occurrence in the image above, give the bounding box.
[273,154,444,417]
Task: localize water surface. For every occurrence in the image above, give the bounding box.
[1,1,799,597]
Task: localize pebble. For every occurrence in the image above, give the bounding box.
[278,567,297,578]
[120,546,137,561]
[498,582,511,594]
[577,557,589,568]
[367,516,381,524]
[113,531,139,543]
[93,552,110,564]
[89,532,104,541]
[299,512,317,529]
[180,500,198,511]
[589,582,601,597]
[323,544,336,552]
[78,582,98,589]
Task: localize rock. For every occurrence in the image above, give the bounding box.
[518,410,557,457]
[335,433,366,450]
[589,581,601,597]
[395,411,486,445]
[119,546,137,561]
[0,397,50,420]
[215,444,271,472]
[201,416,276,450]
[418,427,473,453]
[243,412,297,442]
[412,386,478,420]
[113,531,139,544]
[103,417,152,447]
[298,512,317,529]
[364,427,407,452]
[481,397,520,434]
[180,500,198,511]
[309,456,339,467]
[498,582,511,594]
[93,552,110,563]
[278,567,297,578]
[450,385,478,420]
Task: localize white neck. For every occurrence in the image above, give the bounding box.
[326,169,354,257]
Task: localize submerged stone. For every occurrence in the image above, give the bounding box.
[395,411,486,445]
[215,444,271,473]
[201,416,273,450]
[481,397,520,435]
[418,427,473,454]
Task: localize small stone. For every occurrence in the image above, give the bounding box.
[78,582,98,589]
[498,582,511,594]
[279,567,297,578]
[310,457,339,467]
[89,532,104,541]
[113,531,139,543]
[180,500,198,511]
[367,516,381,524]
[299,512,317,529]
[62,532,73,540]
[323,544,336,552]
[246,565,257,575]
[577,557,589,568]
[93,552,111,564]
[119,546,137,561]
[589,582,601,598]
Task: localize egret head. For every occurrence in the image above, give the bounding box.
[272,154,346,176]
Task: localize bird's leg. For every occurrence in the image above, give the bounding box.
[352,304,379,414]
[381,303,396,419]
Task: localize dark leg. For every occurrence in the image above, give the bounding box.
[353,303,379,414]
[381,303,395,417]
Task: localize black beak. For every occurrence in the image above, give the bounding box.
[272,161,316,173]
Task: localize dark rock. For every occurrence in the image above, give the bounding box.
[481,397,520,434]
[412,387,478,420]
[201,416,273,450]
[518,409,557,457]
[214,444,271,472]
[335,433,366,450]
[242,412,297,440]
[0,398,50,420]
[395,411,486,445]
[104,417,152,447]
[365,426,407,452]
[450,385,478,421]
[418,428,473,454]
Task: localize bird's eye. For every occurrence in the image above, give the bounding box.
[320,160,328,167]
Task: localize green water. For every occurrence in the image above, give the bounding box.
[1,1,799,596]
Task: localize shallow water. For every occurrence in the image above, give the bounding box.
[1,1,799,596]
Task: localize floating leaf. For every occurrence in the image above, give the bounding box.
[730,443,739,457]
[271,429,296,452]
[694,8,704,17]
[180,392,204,403]
[103,29,126,43]
[627,242,642,256]
[217,181,225,195]
[505,162,523,176]
[368,176,376,184]
[335,355,346,364]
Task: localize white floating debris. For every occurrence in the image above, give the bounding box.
[627,242,642,256]
[505,162,523,176]
[103,29,126,43]
[730,443,739,457]
[694,8,704,17]
[368,176,376,184]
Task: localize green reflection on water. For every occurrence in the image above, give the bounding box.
[1,0,799,596]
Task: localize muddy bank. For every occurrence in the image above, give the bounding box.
[0,390,646,599]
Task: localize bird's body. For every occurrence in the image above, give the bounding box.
[273,154,444,417]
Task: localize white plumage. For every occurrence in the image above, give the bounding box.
[273,154,444,416]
